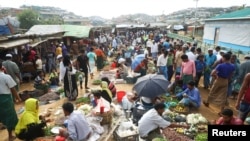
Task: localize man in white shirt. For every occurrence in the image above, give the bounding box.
[186,47,197,61]
[151,41,158,60]
[138,103,188,140]
[35,56,43,71]
[157,51,168,80]
[60,102,91,141]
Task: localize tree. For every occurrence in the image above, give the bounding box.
[18,9,39,30]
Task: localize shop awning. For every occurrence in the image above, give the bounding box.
[0,39,31,49]
[62,25,91,38]
[30,39,48,48]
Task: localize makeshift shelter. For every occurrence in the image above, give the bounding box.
[0,39,32,49]
[203,8,250,52]
[62,25,91,38]
[25,24,91,38]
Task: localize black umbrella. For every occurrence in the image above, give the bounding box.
[132,74,170,98]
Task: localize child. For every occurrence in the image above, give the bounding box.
[78,72,84,89]
[49,69,59,86]
[34,71,50,93]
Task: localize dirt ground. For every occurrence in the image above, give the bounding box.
[0,70,238,141]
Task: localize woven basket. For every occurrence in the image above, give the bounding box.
[96,110,113,125]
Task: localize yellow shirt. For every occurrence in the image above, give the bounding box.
[56,47,62,56]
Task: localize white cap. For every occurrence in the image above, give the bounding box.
[118,58,126,64]
[208,48,213,51]
[6,54,12,58]
[57,54,63,59]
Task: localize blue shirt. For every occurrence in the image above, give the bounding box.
[163,41,170,50]
[195,60,206,72]
[204,54,217,67]
[216,63,235,78]
[67,111,91,140]
[176,87,201,107]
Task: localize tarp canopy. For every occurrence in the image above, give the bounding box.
[173,25,184,30]
[0,25,11,35]
[0,39,31,49]
[25,25,91,38]
[62,25,91,38]
[25,25,63,36]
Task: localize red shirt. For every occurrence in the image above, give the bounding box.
[216,116,243,125]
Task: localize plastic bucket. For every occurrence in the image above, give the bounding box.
[116,91,126,103]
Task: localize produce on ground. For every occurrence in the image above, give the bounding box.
[152,137,168,141]
[44,126,53,136]
[186,113,207,125]
[56,88,64,94]
[194,133,208,141]
[92,79,102,85]
[75,97,90,104]
[173,104,189,113]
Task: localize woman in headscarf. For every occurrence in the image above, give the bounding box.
[100,81,112,103]
[101,77,117,98]
[61,55,78,101]
[15,98,46,140]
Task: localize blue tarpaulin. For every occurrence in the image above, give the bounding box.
[0,25,11,35]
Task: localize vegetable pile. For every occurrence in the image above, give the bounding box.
[75,97,90,104]
[92,79,102,85]
[173,104,189,114]
[186,113,207,125]
[194,133,208,141]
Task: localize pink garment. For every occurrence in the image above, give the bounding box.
[181,60,196,77]
[216,116,243,125]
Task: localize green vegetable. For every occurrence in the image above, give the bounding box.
[44,126,53,136]
[195,133,208,141]
[92,79,102,85]
[76,97,90,104]
[152,137,167,141]
[57,88,64,94]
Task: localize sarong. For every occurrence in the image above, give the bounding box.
[96,56,104,70]
[207,77,228,106]
[64,69,78,101]
[0,94,18,131]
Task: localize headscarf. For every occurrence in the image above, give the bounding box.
[101,81,112,99]
[15,98,39,134]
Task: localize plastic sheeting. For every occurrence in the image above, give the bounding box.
[0,25,11,35]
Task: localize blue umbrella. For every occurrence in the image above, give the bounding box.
[131,54,145,70]
[132,74,170,98]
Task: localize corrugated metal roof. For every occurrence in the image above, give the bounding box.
[0,39,32,49]
[62,25,91,38]
[206,8,250,21]
[25,25,63,36]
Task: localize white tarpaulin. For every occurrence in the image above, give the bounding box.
[203,20,250,46]
[173,25,184,30]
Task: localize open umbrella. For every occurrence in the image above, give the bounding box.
[132,74,169,98]
[131,54,145,70]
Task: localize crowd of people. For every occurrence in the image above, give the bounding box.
[1,28,250,141]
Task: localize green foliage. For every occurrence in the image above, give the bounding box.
[18,9,39,29]
[39,15,64,25]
